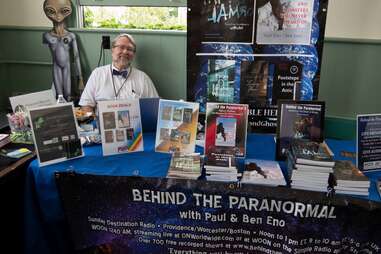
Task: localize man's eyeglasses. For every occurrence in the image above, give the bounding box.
[113,45,136,53]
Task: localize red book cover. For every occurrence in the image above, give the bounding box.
[205,103,248,166]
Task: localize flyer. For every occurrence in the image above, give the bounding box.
[28,103,83,166]
[357,114,381,171]
[98,99,143,156]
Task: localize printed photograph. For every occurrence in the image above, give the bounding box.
[126,128,134,140]
[160,128,171,140]
[115,129,125,142]
[117,110,130,128]
[180,131,191,145]
[172,107,183,122]
[207,59,236,103]
[183,108,193,123]
[104,130,114,143]
[170,129,181,142]
[215,117,237,147]
[161,106,172,121]
[102,112,116,130]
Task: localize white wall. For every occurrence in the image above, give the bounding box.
[325,0,381,40]
[0,0,381,40]
[0,0,50,27]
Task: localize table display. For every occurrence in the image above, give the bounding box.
[24,132,381,254]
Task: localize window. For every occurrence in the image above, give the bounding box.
[78,1,187,31]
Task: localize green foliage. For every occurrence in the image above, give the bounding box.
[83,7,94,28]
[83,6,187,31]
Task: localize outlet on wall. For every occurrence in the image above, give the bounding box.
[102,36,110,49]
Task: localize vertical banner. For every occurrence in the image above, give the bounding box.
[187,0,329,133]
[56,173,381,253]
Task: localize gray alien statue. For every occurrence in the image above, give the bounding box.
[43,0,84,101]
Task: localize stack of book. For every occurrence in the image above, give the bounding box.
[204,155,240,182]
[241,159,286,186]
[0,134,11,148]
[287,139,335,192]
[167,152,201,180]
[332,160,370,196]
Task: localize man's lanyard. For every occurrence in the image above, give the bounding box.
[110,65,132,99]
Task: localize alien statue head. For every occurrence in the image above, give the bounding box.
[43,0,72,36]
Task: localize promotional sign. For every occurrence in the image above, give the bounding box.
[29,103,83,166]
[187,0,329,133]
[56,173,381,253]
[357,114,381,171]
[9,89,56,112]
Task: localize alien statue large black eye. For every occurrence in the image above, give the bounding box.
[45,7,56,16]
[61,7,72,16]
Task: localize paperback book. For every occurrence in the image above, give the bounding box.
[241,159,286,186]
[290,139,334,167]
[205,103,248,166]
[332,160,370,196]
[98,99,143,156]
[205,155,240,182]
[276,100,325,160]
[155,99,199,154]
[167,152,201,180]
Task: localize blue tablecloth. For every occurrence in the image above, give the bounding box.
[24,133,381,254]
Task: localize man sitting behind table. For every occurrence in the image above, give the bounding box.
[79,33,159,113]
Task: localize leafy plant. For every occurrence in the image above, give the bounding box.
[83,6,187,31]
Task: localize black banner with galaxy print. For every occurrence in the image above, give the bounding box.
[56,173,381,254]
[187,0,329,133]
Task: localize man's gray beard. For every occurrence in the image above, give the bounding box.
[114,58,130,69]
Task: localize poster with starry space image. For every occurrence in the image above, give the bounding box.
[187,0,329,134]
[56,172,381,254]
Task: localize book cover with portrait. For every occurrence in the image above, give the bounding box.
[155,99,199,154]
[205,102,248,166]
[256,0,314,45]
[98,99,143,156]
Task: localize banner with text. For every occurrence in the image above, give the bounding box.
[56,173,381,254]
